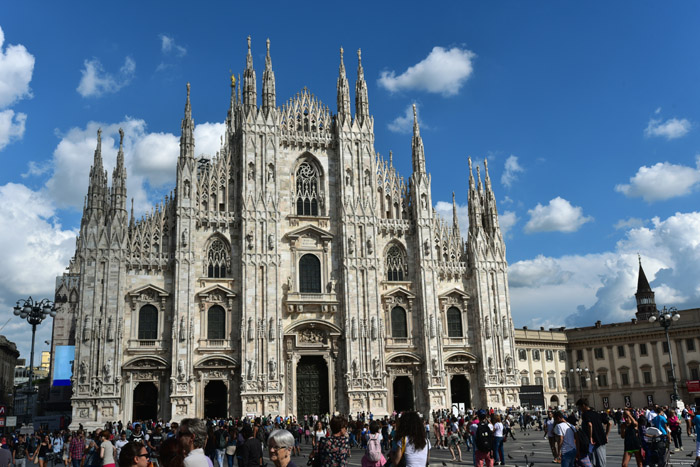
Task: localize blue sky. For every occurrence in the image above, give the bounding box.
[2,2,700,359]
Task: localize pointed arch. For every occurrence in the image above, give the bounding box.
[204,235,231,278]
[293,154,324,216]
[385,242,408,282]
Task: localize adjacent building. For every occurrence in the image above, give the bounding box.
[55,39,519,429]
[0,335,19,413]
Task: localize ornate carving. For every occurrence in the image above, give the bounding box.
[299,328,326,344]
[79,360,87,383]
[268,359,277,380]
[103,359,112,382]
[178,359,185,381]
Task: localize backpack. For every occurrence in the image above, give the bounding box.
[217,430,228,449]
[366,433,382,462]
[475,423,492,453]
[572,425,589,457]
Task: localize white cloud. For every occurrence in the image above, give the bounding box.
[501,155,523,187]
[160,34,187,57]
[645,117,691,139]
[435,200,469,238]
[45,119,225,214]
[77,56,135,97]
[388,103,426,134]
[510,211,700,328]
[0,109,26,151]
[613,217,644,230]
[0,26,35,108]
[615,158,700,202]
[378,46,476,96]
[499,210,518,235]
[524,197,593,233]
[0,183,76,359]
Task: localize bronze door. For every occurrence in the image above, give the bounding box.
[296,356,329,417]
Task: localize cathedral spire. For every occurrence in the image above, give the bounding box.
[86,128,108,213]
[243,36,257,116]
[129,198,135,231]
[337,47,351,124]
[452,192,459,231]
[262,38,276,116]
[110,128,127,214]
[411,104,426,174]
[635,255,657,320]
[179,83,195,161]
[482,158,500,233]
[467,157,482,234]
[227,73,236,133]
[354,48,369,124]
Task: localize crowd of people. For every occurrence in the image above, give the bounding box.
[0,400,697,467]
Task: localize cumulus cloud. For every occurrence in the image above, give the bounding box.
[77,56,135,97]
[160,34,187,57]
[378,46,475,96]
[0,26,34,151]
[614,217,644,230]
[0,109,26,151]
[0,183,76,359]
[499,210,518,235]
[45,119,225,214]
[524,197,593,233]
[501,155,523,188]
[615,159,700,202]
[645,117,691,140]
[388,103,426,134]
[510,211,700,329]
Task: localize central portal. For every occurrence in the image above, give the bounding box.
[296,356,329,417]
[204,380,228,419]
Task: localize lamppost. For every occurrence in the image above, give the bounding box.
[12,297,56,427]
[648,306,682,407]
[570,360,588,402]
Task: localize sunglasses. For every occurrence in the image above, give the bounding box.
[268,446,289,452]
[137,453,150,458]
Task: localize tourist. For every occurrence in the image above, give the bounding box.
[31,435,51,467]
[688,408,700,467]
[239,425,263,467]
[390,411,430,467]
[0,442,11,467]
[545,411,560,463]
[491,414,505,466]
[115,433,128,459]
[179,418,212,467]
[446,418,462,462]
[85,433,102,467]
[619,410,642,467]
[554,412,576,467]
[267,429,297,467]
[224,427,237,467]
[214,423,229,467]
[668,410,683,451]
[312,422,325,449]
[12,435,28,467]
[311,416,350,467]
[117,441,150,467]
[68,431,86,467]
[473,411,493,467]
[576,399,610,467]
[129,425,146,445]
[361,421,386,467]
[100,430,117,467]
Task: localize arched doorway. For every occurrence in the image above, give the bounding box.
[450,375,471,412]
[393,376,414,413]
[296,356,329,417]
[204,381,228,419]
[133,382,158,420]
[550,395,559,408]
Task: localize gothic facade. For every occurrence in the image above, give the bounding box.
[56,39,518,429]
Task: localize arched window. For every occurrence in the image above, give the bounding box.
[208,306,225,340]
[532,349,541,361]
[295,161,319,216]
[446,307,463,337]
[386,244,407,281]
[391,306,408,338]
[206,238,230,278]
[138,305,158,340]
[299,254,321,293]
[518,349,527,361]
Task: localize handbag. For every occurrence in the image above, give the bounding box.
[397,438,407,467]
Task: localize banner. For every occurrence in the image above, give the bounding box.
[53,345,75,386]
[687,380,700,393]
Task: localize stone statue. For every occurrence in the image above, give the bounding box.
[184,180,191,199]
[487,357,493,372]
[103,358,112,382]
[269,359,277,379]
[370,317,377,340]
[372,356,380,378]
[366,238,373,255]
[179,316,186,342]
[181,229,188,247]
[248,163,255,181]
[269,318,275,340]
[267,164,275,182]
[484,316,491,339]
[79,360,87,383]
[247,359,255,380]
[429,315,436,338]
[502,316,509,337]
[267,233,275,251]
[246,232,254,250]
[178,359,185,380]
[286,276,293,291]
[351,359,358,379]
[247,318,254,341]
[351,318,357,341]
[505,356,513,373]
[107,317,114,341]
[348,236,355,254]
[431,357,439,376]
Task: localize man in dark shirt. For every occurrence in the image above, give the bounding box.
[239,425,263,467]
[12,435,28,467]
[129,424,145,444]
[577,398,611,467]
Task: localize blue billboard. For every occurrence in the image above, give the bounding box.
[52,345,75,386]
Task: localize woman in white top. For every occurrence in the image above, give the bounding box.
[312,421,326,448]
[491,414,505,465]
[390,411,431,467]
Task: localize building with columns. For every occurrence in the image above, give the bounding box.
[55,38,518,429]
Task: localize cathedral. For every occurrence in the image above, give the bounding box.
[55,38,518,429]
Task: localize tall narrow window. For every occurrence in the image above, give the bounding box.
[386,244,407,281]
[208,306,225,340]
[391,306,408,338]
[446,307,463,337]
[295,162,319,216]
[138,305,158,340]
[205,238,230,278]
[299,254,321,293]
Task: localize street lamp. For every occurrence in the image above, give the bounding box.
[648,306,682,407]
[12,297,56,427]
[570,361,588,402]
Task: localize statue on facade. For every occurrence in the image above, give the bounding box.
[269,359,277,380]
[484,316,491,339]
[269,318,275,340]
[107,317,114,341]
[179,316,186,342]
[351,359,358,379]
[79,360,87,383]
[267,234,275,251]
[103,358,112,382]
[370,317,377,340]
[247,359,256,380]
[181,229,188,247]
[178,359,185,381]
[429,315,436,338]
[431,357,439,376]
[366,238,373,255]
[348,236,355,254]
[83,317,91,341]
[351,318,357,341]
[502,316,509,337]
[247,318,254,341]
[372,356,380,378]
